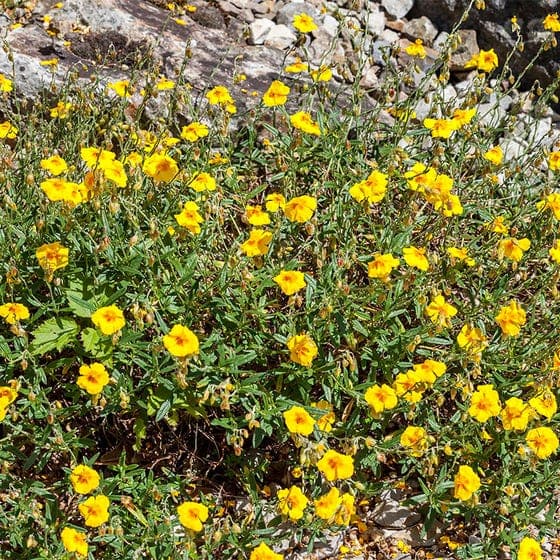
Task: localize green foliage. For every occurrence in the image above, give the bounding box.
[0,2,560,559]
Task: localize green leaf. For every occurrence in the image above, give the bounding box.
[81,327,113,360]
[29,317,80,356]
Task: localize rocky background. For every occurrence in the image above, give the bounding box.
[1,0,559,117]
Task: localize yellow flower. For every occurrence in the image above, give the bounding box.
[263,80,290,107]
[91,305,126,336]
[265,193,286,212]
[0,121,18,139]
[40,155,68,176]
[287,333,318,367]
[402,246,429,271]
[0,303,30,324]
[453,465,481,501]
[101,159,127,187]
[181,122,209,142]
[290,111,321,135]
[425,295,458,328]
[495,300,526,336]
[457,324,488,356]
[551,241,560,264]
[537,193,560,219]
[498,237,530,262]
[274,270,306,296]
[465,48,499,72]
[206,85,235,108]
[393,370,423,398]
[245,204,270,226]
[50,101,72,119]
[405,38,426,58]
[283,405,315,436]
[423,118,458,139]
[549,151,560,171]
[143,153,179,183]
[468,384,501,422]
[250,542,284,560]
[367,253,400,280]
[310,66,332,82]
[283,195,317,222]
[156,76,175,90]
[313,401,335,432]
[77,363,110,395]
[544,13,560,32]
[285,58,309,73]
[0,386,18,405]
[400,425,428,456]
[447,246,476,266]
[452,107,477,127]
[412,359,446,384]
[36,242,69,275]
[526,426,559,459]
[314,487,341,521]
[189,172,216,192]
[334,493,355,525]
[107,80,131,98]
[240,229,273,257]
[349,170,388,204]
[483,145,503,165]
[404,162,437,192]
[529,389,557,420]
[0,73,13,92]
[293,13,318,33]
[317,449,354,481]
[78,494,110,527]
[80,146,115,168]
[163,324,199,357]
[60,527,88,557]
[277,486,308,521]
[486,215,509,234]
[177,501,209,532]
[175,201,204,234]
[500,397,531,431]
[518,537,543,560]
[364,383,398,414]
[70,464,100,494]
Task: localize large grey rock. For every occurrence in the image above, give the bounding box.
[248,18,275,45]
[364,8,387,37]
[403,16,439,44]
[276,1,320,27]
[381,0,414,19]
[264,24,297,49]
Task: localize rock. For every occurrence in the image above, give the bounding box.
[381,0,414,20]
[248,18,275,45]
[449,29,479,71]
[264,24,297,49]
[364,8,386,37]
[499,138,529,163]
[359,64,380,88]
[403,16,438,44]
[276,1,320,27]
[380,28,400,44]
[512,114,553,146]
[432,31,449,52]
[320,14,339,37]
[371,490,422,529]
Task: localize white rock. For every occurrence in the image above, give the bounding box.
[513,114,552,146]
[433,31,449,51]
[264,24,297,49]
[380,28,400,43]
[321,14,339,37]
[359,65,379,88]
[276,1,320,27]
[381,0,414,19]
[248,18,275,45]
[365,9,386,37]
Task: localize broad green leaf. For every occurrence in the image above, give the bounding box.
[29,317,79,356]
